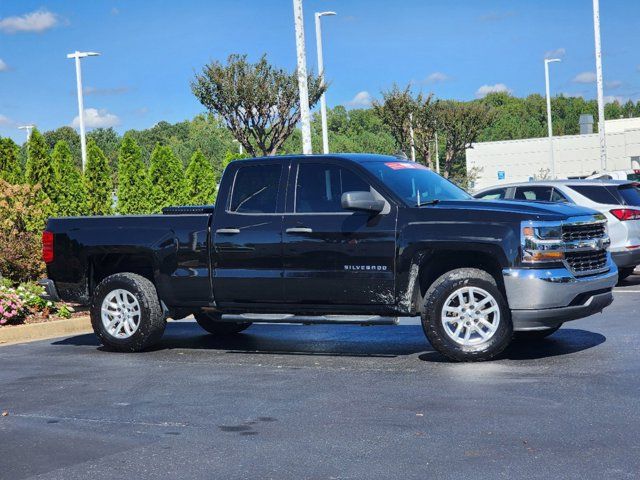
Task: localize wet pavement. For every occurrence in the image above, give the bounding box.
[1,274,639,479]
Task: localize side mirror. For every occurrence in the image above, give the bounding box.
[341,191,385,214]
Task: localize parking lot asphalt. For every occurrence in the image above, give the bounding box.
[1,275,639,480]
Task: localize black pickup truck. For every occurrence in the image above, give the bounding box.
[41,154,618,361]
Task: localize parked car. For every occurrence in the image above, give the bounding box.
[587,169,640,181]
[474,180,640,281]
[40,154,617,362]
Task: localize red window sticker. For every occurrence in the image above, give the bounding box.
[384,162,428,170]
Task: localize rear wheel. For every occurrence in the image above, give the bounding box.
[618,266,637,282]
[514,324,562,341]
[421,268,513,362]
[194,312,252,335]
[90,273,166,352]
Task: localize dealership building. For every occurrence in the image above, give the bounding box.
[466,116,640,191]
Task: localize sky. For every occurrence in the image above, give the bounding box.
[0,0,639,143]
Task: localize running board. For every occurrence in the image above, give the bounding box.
[220,313,399,326]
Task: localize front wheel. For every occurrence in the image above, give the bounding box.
[90,273,166,352]
[194,312,252,335]
[421,268,513,362]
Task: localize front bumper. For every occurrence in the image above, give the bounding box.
[38,279,60,302]
[503,258,618,331]
[611,247,640,269]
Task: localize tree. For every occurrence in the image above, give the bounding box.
[436,101,495,177]
[192,53,327,156]
[25,128,58,203]
[52,141,88,216]
[117,134,151,214]
[43,126,81,167]
[84,140,113,215]
[88,127,121,171]
[148,144,186,212]
[0,137,22,184]
[185,149,217,205]
[373,85,437,166]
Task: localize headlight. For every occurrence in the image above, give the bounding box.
[521,221,564,264]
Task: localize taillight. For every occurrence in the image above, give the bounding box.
[610,209,640,221]
[42,231,54,263]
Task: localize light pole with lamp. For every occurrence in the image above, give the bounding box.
[315,10,336,154]
[544,57,561,179]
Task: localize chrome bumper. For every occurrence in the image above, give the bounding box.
[503,257,618,331]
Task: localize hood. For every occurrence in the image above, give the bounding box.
[424,199,600,221]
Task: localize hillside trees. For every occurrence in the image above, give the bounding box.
[25,128,59,204]
[85,140,113,215]
[52,141,88,216]
[149,144,186,212]
[185,149,217,205]
[116,135,151,214]
[0,137,22,183]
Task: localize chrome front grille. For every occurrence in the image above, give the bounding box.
[565,250,608,275]
[562,223,606,242]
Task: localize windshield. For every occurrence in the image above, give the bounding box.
[362,161,471,206]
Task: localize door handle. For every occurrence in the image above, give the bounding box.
[286,227,313,234]
[216,228,240,234]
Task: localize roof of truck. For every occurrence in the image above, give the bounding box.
[236,153,402,164]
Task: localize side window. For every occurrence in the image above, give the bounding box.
[477,188,507,200]
[229,164,282,214]
[551,188,570,203]
[514,186,553,201]
[295,163,370,213]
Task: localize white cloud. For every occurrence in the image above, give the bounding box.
[475,83,512,98]
[573,71,596,83]
[544,48,566,59]
[0,9,60,34]
[605,80,622,90]
[604,95,628,104]
[0,59,8,72]
[347,91,373,107]
[0,114,13,126]
[425,72,450,84]
[111,7,120,15]
[71,108,120,129]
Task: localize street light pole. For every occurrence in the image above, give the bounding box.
[593,0,607,171]
[67,51,100,172]
[315,11,336,154]
[18,124,35,142]
[408,113,416,162]
[544,58,561,179]
[292,0,312,155]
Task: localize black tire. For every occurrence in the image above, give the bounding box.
[194,312,252,335]
[90,273,166,352]
[421,268,513,362]
[618,266,637,282]
[514,324,562,341]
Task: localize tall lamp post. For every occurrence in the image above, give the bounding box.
[593,0,607,171]
[544,58,561,179]
[18,124,35,142]
[67,51,100,172]
[315,10,336,154]
[292,0,312,154]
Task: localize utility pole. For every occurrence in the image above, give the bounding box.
[292,0,312,154]
[409,113,416,161]
[18,124,35,142]
[315,11,336,154]
[593,0,607,171]
[67,50,100,172]
[544,58,561,179]
[434,131,440,174]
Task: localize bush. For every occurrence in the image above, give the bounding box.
[0,290,27,325]
[0,180,52,283]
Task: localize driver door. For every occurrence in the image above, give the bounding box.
[282,160,397,306]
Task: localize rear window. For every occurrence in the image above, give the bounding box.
[568,185,621,205]
[617,185,640,206]
[514,186,553,202]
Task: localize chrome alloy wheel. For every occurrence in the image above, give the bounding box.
[101,289,141,339]
[441,286,500,346]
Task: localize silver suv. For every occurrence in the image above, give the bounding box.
[474,180,640,281]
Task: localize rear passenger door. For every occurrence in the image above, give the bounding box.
[282,160,397,306]
[211,161,287,305]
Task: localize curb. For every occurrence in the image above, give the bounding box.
[0,316,92,346]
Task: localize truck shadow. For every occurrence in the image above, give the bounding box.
[54,322,605,362]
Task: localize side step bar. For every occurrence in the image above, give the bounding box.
[221,313,399,326]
